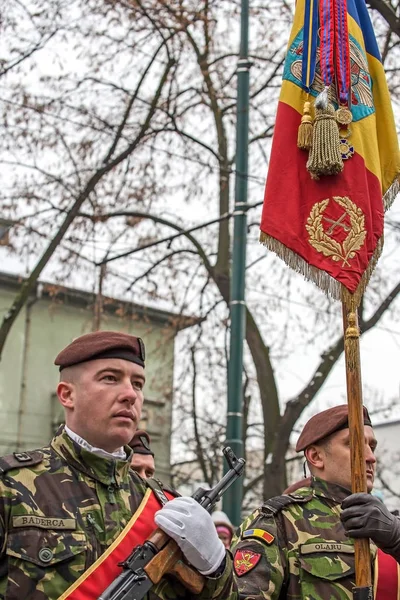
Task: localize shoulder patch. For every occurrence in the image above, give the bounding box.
[0,451,43,474]
[234,549,262,576]
[242,528,275,545]
[262,492,312,515]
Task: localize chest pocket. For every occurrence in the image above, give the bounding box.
[5,528,87,599]
[298,540,355,595]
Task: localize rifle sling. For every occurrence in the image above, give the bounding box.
[145,477,171,506]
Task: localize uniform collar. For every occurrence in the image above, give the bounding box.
[64,425,126,461]
[51,426,133,487]
[311,476,351,504]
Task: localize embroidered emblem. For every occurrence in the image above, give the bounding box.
[285,32,373,122]
[234,549,262,577]
[306,196,366,266]
[139,435,151,451]
[336,107,353,126]
[243,528,275,545]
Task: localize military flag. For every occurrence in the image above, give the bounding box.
[260,0,400,307]
[260,2,400,594]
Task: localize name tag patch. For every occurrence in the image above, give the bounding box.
[300,542,354,555]
[12,515,76,530]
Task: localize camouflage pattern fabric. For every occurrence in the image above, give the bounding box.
[231,477,377,599]
[0,426,236,600]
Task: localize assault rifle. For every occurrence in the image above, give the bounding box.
[98,446,245,600]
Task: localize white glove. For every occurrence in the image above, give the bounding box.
[154,496,226,575]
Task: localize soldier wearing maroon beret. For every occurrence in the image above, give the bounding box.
[0,331,237,600]
[129,429,156,479]
[232,403,400,599]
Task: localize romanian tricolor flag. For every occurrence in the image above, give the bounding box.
[260,0,400,304]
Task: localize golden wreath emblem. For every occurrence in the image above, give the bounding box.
[305,196,366,267]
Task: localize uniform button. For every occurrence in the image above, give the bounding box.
[38,547,53,563]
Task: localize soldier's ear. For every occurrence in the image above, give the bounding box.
[305,445,324,470]
[57,381,75,410]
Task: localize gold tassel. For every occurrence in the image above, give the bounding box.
[306,89,343,180]
[297,101,313,150]
[344,312,360,371]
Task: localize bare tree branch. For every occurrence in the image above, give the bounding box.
[368,0,400,37]
[0,53,175,359]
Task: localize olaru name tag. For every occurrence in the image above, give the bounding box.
[234,549,261,577]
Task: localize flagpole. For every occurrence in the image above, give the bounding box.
[256,0,398,591]
[222,0,250,526]
[342,305,373,599]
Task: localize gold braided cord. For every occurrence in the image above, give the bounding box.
[307,102,344,180]
[297,101,313,151]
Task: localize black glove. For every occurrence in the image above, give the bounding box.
[341,493,400,562]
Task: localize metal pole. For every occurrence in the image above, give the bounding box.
[222,0,250,527]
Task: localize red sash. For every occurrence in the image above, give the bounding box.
[374,548,400,600]
[59,488,174,600]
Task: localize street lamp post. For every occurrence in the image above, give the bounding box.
[222,0,250,526]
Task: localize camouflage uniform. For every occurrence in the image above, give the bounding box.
[0,427,235,600]
[232,477,377,599]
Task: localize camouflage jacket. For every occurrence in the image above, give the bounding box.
[231,477,377,599]
[0,427,235,600]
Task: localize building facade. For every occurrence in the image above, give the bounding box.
[372,418,400,512]
[0,272,195,482]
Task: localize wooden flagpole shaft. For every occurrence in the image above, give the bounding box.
[342,305,372,599]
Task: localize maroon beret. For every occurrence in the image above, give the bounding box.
[128,430,154,456]
[55,331,145,371]
[296,404,372,452]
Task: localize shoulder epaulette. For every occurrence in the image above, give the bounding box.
[262,492,313,515]
[145,477,179,506]
[0,450,43,475]
[154,478,179,498]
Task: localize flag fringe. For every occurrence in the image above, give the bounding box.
[259,231,384,310]
[259,231,342,299]
[341,235,383,311]
[383,175,400,211]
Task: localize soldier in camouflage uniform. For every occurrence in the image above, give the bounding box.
[0,331,237,600]
[231,404,379,599]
